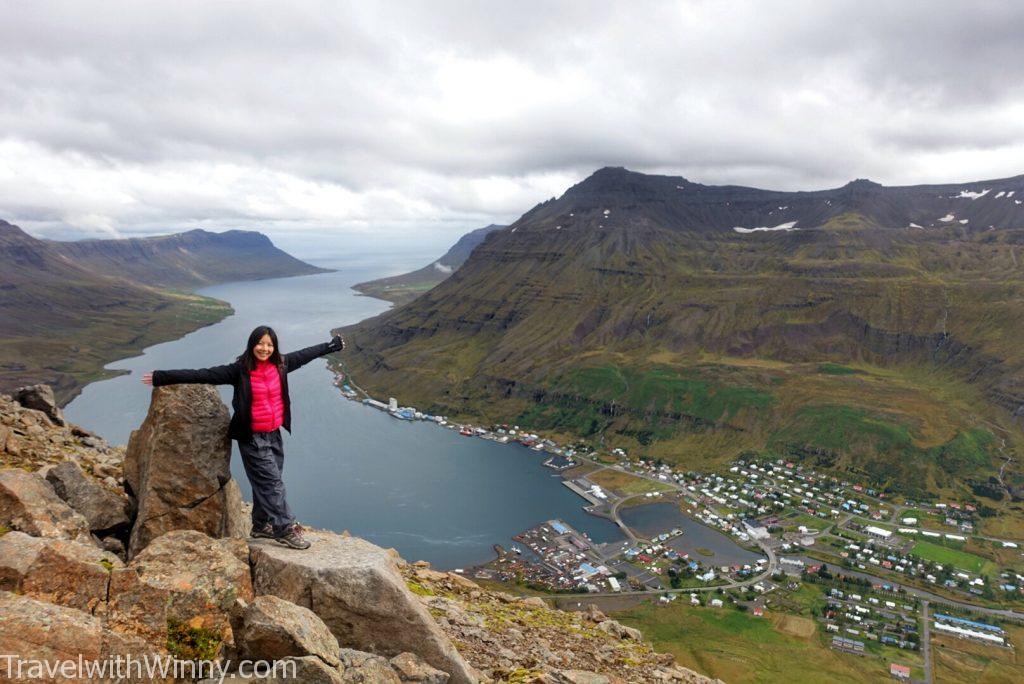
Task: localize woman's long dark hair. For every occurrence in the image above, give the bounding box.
[238,325,284,371]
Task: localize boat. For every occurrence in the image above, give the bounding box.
[459,427,473,436]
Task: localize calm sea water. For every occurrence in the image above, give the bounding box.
[65,253,622,568]
[619,502,762,566]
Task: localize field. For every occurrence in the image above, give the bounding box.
[585,467,674,496]
[911,540,992,574]
[933,624,1024,684]
[615,599,924,683]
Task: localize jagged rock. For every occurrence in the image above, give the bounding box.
[14,384,65,426]
[238,595,341,667]
[250,531,476,684]
[338,649,402,683]
[0,530,46,591]
[596,619,642,641]
[0,467,91,542]
[0,532,123,616]
[107,530,253,652]
[390,652,450,682]
[45,460,131,532]
[125,385,247,558]
[584,604,607,623]
[0,590,105,681]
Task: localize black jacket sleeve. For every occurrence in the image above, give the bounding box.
[152,364,239,386]
[284,341,337,373]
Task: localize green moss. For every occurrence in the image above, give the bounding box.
[98,558,114,571]
[166,619,222,661]
[818,363,857,375]
[406,580,435,597]
[0,525,10,537]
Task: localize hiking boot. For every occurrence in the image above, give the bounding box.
[275,523,311,550]
[251,522,274,539]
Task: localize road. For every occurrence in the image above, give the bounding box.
[922,600,933,684]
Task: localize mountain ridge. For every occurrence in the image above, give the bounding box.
[0,219,326,403]
[337,167,1024,507]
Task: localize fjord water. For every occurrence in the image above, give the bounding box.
[65,253,622,568]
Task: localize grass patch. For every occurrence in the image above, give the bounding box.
[586,468,673,496]
[0,525,9,536]
[910,540,991,574]
[818,363,858,375]
[166,619,222,661]
[616,600,921,683]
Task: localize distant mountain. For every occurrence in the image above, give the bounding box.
[339,167,1024,502]
[353,225,505,305]
[0,220,326,403]
[49,228,329,289]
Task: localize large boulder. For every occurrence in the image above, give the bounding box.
[0,531,122,616]
[107,530,253,653]
[238,595,341,667]
[0,591,168,683]
[13,384,65,426]
[0,468,91,542]
[125,385,247,558]
[45,460,131,532]
[250,531,476,684]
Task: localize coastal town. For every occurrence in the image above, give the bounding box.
[341,379,1024,681]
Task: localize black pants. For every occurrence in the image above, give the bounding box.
[238,429,294,536]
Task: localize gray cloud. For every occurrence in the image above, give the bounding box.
[1,0,1023,244]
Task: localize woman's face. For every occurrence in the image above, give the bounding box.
[253,334,275,361]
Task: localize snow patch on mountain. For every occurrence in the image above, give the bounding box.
[734,221,798,234]
[957,189,990,200]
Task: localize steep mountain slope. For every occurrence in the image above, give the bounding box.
[339,168,1024,502]
[354,224,505,304]
[0,220,323,403]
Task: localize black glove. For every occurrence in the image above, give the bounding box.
[327,335,346,352]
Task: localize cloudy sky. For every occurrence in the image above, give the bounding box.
[2,1,1023,254]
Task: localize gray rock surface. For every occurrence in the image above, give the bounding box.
[124,384,247,558]
[45,459,131,532]
[0,467,91,542]
[14,384,65,426]
[250,531,476,684]
[239,594,341,667]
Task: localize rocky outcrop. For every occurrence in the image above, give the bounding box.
[45,460,131,533]
[13,384,65,426]
[0,591,161,683]
[237,595,341,667]
[0,468,91,542]
[249,531,477,684]
[405,564,716,683]
[0,391,125,481]
[0,531,122,616]
[124,385,246,558]
[107,530,252,652]
[0,383,715,684]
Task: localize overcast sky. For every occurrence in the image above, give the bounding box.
[2,1,1023,254]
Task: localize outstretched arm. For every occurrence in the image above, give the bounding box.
[144,364,239,386]
[284,335,345,373]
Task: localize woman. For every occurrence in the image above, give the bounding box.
[143,325,345,550]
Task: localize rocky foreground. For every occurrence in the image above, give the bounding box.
[0,385,715,683]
